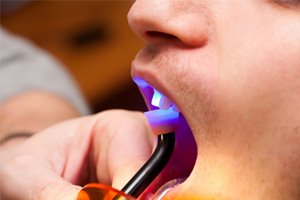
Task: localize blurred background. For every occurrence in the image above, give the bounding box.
[0,0,147,113]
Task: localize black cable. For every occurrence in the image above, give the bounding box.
[121,132,176,198]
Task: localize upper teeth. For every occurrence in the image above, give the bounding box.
[133,77,181,112]
[152,89,176,110]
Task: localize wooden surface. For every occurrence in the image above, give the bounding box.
[1,1,145,109]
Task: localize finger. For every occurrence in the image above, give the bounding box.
[112,158,153,190]
[91,110,155,189]
[30,176,82,200]
[0,117,96,200]
[0,149,81,200]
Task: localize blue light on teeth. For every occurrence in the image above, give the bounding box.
[133,78,180,134]
[151,89,163,107]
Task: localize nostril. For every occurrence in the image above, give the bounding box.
[146,31,178,41]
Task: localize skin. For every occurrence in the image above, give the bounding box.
[0,109,155,200]
[128,0,300,199]
[0,91,81,147]
[1,0,300,199]
[0,98,193,200]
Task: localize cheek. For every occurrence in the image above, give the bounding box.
[163,47,220,130]
[218,13,300,123]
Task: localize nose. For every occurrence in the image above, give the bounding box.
[128,0,210,47]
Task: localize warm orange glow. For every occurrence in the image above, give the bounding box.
[77,183,135,200]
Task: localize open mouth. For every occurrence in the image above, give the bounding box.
[133,77,178,111]
[133,77,198,199]
[133,76,182,135]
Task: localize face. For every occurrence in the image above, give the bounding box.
[128,0,300,199]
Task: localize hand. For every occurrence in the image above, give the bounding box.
[0,110,155,200]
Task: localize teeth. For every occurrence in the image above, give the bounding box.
[159,96,173,110]
[151,89,162,107]
[151,89,173,110]
[133,77,180,113]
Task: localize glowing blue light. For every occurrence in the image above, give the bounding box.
[151,89,163,107]
[151,107,179,121]
[144,107,179,134]
[132,77,150,88]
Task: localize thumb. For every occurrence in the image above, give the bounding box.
[92,110,155,191]
[111,161,147,190]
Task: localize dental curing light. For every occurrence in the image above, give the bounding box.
[121,79,179,198]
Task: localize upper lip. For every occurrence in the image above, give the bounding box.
[130,42,180,106]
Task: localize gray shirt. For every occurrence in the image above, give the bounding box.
[0,28,90,115]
